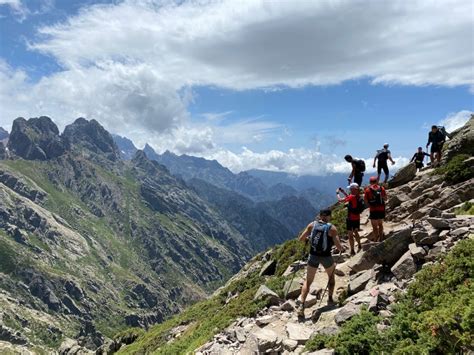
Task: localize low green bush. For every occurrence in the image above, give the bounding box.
[305,238,474,354]
[455,201,474,215]
[435,154,472,185]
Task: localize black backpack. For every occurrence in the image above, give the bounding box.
[348,196,366,214]
[368,186,384,206]
[355,159,366,173]
[309,222,332,256]
[437,126,452,139]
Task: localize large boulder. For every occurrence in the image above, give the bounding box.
[390,251,416,280]
[7,116,67,160]
[62,118,121,161]
[441,115,474,163]
[348,270,372,295]
[389,163,417,188]
[348,226,413,273]
[254,285,281,305]
[286,323,315,344]
[335,303,362,325]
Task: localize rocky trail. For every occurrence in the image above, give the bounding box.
[193,124,474,355]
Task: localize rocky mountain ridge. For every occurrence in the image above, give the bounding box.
[112,115,474,354]
[0,116,298,353]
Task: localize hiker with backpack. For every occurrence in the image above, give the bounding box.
[345,155,366,187]
[336,183,363,256]
[296,209,345,317]
[411,147,430,171]
[364,176,387,242]
[373,143,395,184]
[426,125,447,167]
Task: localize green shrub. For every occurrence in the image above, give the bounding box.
[455,201,474,215]
[0,242,17,274]
[306,238,474,354]
[435,154,472,185]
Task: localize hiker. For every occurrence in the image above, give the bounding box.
[426,125,446,167]
[345,155,365,187]
[411,147,430,171]
[364,176,387,242]
[296,209,344,317]
[373,143,395,184]
[336,183,363,256]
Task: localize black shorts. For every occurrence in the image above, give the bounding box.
[431,143,443,154]
[377,163,389,176]
[307,254,334,269]
[346,219,360,231]
[369,210,386,220]
[354,172,364,187]
[415,162,424,170]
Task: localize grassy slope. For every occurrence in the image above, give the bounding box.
[305,237,474,354]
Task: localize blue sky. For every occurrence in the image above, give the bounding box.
[0,0,473,175]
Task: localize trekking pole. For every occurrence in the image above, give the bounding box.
[318,252,341,307]
[283,241,308,299]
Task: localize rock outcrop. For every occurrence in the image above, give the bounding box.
[7,116,67,160]
[62,118,121,161]
[441,114,474,163]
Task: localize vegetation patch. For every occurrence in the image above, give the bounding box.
[434,153,473,185]
[455,201,474,215]
[305,238,474,354]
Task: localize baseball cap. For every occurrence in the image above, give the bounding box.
[347,182,359,190]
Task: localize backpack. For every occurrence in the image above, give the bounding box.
[348,196,366,214]
[354,159,366,172]
[309,221,332,256]
[367,186,384,206]
[437,126,452,139]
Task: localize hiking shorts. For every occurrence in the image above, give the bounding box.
[307,254,334,269]
[431,143,443,154]
[377,162,389,176]
[415,162,424,170]
[346,219,360,231]
[369,210,386,220]
[354,172,364,187]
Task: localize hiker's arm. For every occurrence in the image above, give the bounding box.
[336,189,348,202]
[348,163,355,181]
[329,226,344,253]
[298,223,312,242]
[382,188,388,202]
[373,154,377,168]
[410,154,415,162]
[364,191,369,206]
[426,133,431,148]
[388,152,395,165]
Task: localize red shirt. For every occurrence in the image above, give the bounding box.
[345,194,360,221]
[364,185,386,212]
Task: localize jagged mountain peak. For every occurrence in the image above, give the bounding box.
[63,117,120,161]
[7,116,67,160]
[0,126,10,141]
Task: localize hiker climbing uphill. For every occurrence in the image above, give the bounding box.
[373,143,395,184]
[296,209,344,317]
[336,183,363,256]
[364,176,387,242]
[345,155,365,187]
[426,125,447,167]
[411,147,430,171]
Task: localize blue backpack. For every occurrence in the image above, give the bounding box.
[309,221,332,256]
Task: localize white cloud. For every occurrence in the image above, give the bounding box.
[0,0,28,20]
[439,110,473,132]
[202,147,410,176]
[0,0,472,174]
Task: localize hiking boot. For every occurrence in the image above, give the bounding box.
[296,299,305,317]
[350,250,356,257]
[357,245,362,253]
[327,296,335,305]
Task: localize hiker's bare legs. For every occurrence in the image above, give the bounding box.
[430,152,435,165]
[348,230,355,253]
[378,220,384,241]
[325,264,336,301]
[371,219,379,241]
[300,265,317,304]
[354,230,361,250]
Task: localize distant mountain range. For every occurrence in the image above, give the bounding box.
[113,136,340,211]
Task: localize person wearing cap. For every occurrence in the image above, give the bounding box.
[336,183,362,256]
[296,209,345,317]
[411,147,430,172]
[373,143,395,184]
[364,177,387,242]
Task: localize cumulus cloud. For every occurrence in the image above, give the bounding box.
[0,0,472,174]
[439,110,473,132]
[204,147,410,175]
